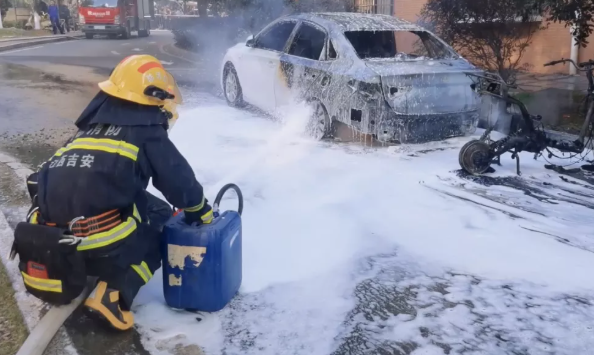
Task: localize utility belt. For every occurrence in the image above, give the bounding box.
[11,206,141,305]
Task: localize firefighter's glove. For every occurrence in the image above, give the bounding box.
[184,203,214,226]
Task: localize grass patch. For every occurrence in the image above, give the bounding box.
[0,28,51,38]
[0,262,28,355]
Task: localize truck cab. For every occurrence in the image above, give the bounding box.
[79,0,153,39]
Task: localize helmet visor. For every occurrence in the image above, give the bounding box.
[166,72,183,105]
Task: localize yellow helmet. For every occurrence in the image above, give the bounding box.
[99,55,178,106]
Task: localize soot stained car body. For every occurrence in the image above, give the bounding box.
[221,12,483,143]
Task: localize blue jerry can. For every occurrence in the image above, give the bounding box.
[161,210,242,312]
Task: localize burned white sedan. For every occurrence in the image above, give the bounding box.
[221,12,483,144]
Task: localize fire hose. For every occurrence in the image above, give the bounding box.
[15,279,94,355]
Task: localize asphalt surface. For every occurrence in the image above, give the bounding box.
[0,30,219,164]
[0,31,204,355]
[0,31,211,87]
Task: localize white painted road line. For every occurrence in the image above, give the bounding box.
[158,43,199,65]
[0,45,44,55]
[167,68,198,71]
[132,48,141,51]
[111,50,120,55]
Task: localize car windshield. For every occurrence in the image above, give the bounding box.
[344,30,457,60]
[83,0,118,7]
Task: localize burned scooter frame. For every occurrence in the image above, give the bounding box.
[459,59,594,176]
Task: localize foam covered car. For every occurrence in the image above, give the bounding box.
[221,12,483,144]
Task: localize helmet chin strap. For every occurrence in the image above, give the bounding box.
[159,106,175,133]
[160,107,174,120]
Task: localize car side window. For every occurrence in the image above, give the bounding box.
[328,40,337,60]
[288,23,327,61]
[256,22,297,52]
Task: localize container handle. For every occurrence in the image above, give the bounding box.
[213,183,243,216]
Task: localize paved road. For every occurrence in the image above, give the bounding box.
[0,30,206,355]
[0,30,219,164]
[0,30,208,87]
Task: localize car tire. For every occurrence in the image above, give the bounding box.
[223,63,245,108]
[138,29,149,37]
[85,33,93,39]
[306,100,333,140]
[108,34,117,39]
[458,139,492,175]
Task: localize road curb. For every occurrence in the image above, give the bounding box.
[0,35,83,53]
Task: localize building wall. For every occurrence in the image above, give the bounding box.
[392,0,592,76]
[393,0,424,23]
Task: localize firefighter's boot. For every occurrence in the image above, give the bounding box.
[84,281,134,331]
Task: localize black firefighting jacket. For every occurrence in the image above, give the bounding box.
[35,91,207,227]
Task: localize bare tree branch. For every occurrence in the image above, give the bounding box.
[421,0,543,84]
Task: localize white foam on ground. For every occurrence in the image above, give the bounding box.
[134,93,594,355]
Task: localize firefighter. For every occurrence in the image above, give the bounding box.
[18,55,213,331]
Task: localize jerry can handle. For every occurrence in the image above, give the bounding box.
[213,183,243,217]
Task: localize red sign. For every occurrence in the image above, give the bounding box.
[27,261,49,279]
[79,7,120,24]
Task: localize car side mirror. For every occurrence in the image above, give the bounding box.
[246,38,255,47]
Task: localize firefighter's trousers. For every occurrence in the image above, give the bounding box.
[86,193,172,310]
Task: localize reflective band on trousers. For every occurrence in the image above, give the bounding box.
[54,138,139,161]
[77,217,137,251]
[184,196,206,213]
[131,261,153,284]
[21,272,62,293]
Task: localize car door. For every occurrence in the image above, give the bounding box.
[275,21,334,110]
[240,20,298,113]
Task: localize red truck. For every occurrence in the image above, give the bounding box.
[79,0,153,39]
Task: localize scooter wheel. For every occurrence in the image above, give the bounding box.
[459,140,493,175]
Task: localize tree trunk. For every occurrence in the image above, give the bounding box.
[197,0,207,17]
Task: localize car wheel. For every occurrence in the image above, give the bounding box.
[306,100,333,140]
[108,34,117,39]
[223,63,245,108]
[85,33,93,39]
[458,140,493,175]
